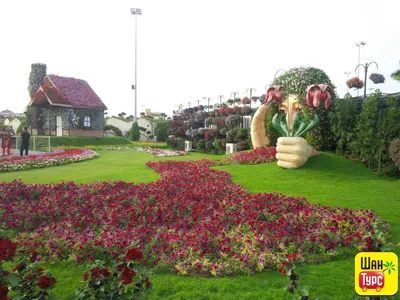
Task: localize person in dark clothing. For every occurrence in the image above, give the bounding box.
[20,127,31,156]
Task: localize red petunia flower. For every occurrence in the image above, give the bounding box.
[125,248,143,261]
[121,267,136,285]
[145,276,152,288]
[0,283,9,300]
[0,238,16,261]
[286,253,300,261]
[29,249,38,262]
[38,276,56,289]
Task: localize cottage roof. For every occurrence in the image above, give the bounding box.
[30,75,107,110]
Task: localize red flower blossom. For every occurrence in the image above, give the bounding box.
[83,273,89,281]
[121,268,136,285]
[125,248,143,261]
[29,249,38,262]
[278,262,290,275]
[286,253,300,261]
[0,238,16,261]
[265,85,285,104]
[0,283,9,300]
[38,276,56,289]
[145,276,152,288]
[305,84,333,109]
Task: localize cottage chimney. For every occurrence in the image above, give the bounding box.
[28,63,47,98]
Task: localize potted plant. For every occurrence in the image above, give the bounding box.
[390,69,400,81]
[369,73,385,84]
[346,77,364,89]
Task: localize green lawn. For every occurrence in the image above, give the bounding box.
[1,151,399,299]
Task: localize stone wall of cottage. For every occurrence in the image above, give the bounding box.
[38,107,104,131]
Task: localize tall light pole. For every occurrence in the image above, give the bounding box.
[356,41,366,97]
[344,71,351,93]
[246,88,256,108]
[131,8,142,122]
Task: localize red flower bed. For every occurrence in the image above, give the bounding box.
[0,160,390,276]
[220,147,277,164]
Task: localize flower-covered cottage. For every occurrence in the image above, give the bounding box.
[26,75,107,136]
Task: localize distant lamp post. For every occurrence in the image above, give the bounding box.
[131,8,142,122]
[246,88,256,108]
[230,92,239,106]
[355,61,379,98]
[356,41,366,96]
[202,97,211,112]
[344,71,351,93]
[217,95,224,104]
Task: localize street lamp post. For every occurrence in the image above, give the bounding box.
[230,92,239,106]
[355,61,379,98]
[202,97,211,112]
[246,88,256,108]
[356,41,366,96]
[344,71,351,93]
[131,8,142,122]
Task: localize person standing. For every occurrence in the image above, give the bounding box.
[20,127,31,156]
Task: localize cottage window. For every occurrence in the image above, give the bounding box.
[84,116,91,127]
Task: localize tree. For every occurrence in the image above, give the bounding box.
[329,93,358,156]
[129,122,140,141]
[154,121,169,142]
[272,67,337,150]
[354,91,400,172]
[118,112,126,118]
[28,63,47,98]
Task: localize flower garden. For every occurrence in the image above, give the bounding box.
[0,149,98,173]
[1,67,399,299]
[1,147,399,299]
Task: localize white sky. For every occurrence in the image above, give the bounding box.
[1,0,399,117]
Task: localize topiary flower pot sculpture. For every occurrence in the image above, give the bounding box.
[251,84,332,169]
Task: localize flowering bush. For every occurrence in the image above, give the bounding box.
[241,97,251,105]
[346,77,364,89]
[389,138,400,170]
[220,147,277,165]
[0,160,390,277]
[103,146,187,157]
[369,73,385,84]
[75,247,152,299]
[0,148,98,172]
[0,238,57,300]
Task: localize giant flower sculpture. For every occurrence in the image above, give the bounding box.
[251,82,333,169]
[271,84,333,138]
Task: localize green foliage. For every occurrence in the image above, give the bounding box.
[103,125,122,136]
[49,136,130,147]
[264,102,280,146]
[129,122,140,141]
[154,121,169,142]
[272,66,337,150]
[353,91,400,172]
[330,93,358,156]
[28,63,47,98]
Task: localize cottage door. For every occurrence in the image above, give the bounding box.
[56,116,63,136]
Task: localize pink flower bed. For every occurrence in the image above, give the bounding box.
[0,160,390,276]
[0,148,98,172]
[220,147,277,164]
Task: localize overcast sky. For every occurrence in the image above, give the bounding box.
[1,0,399,117]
